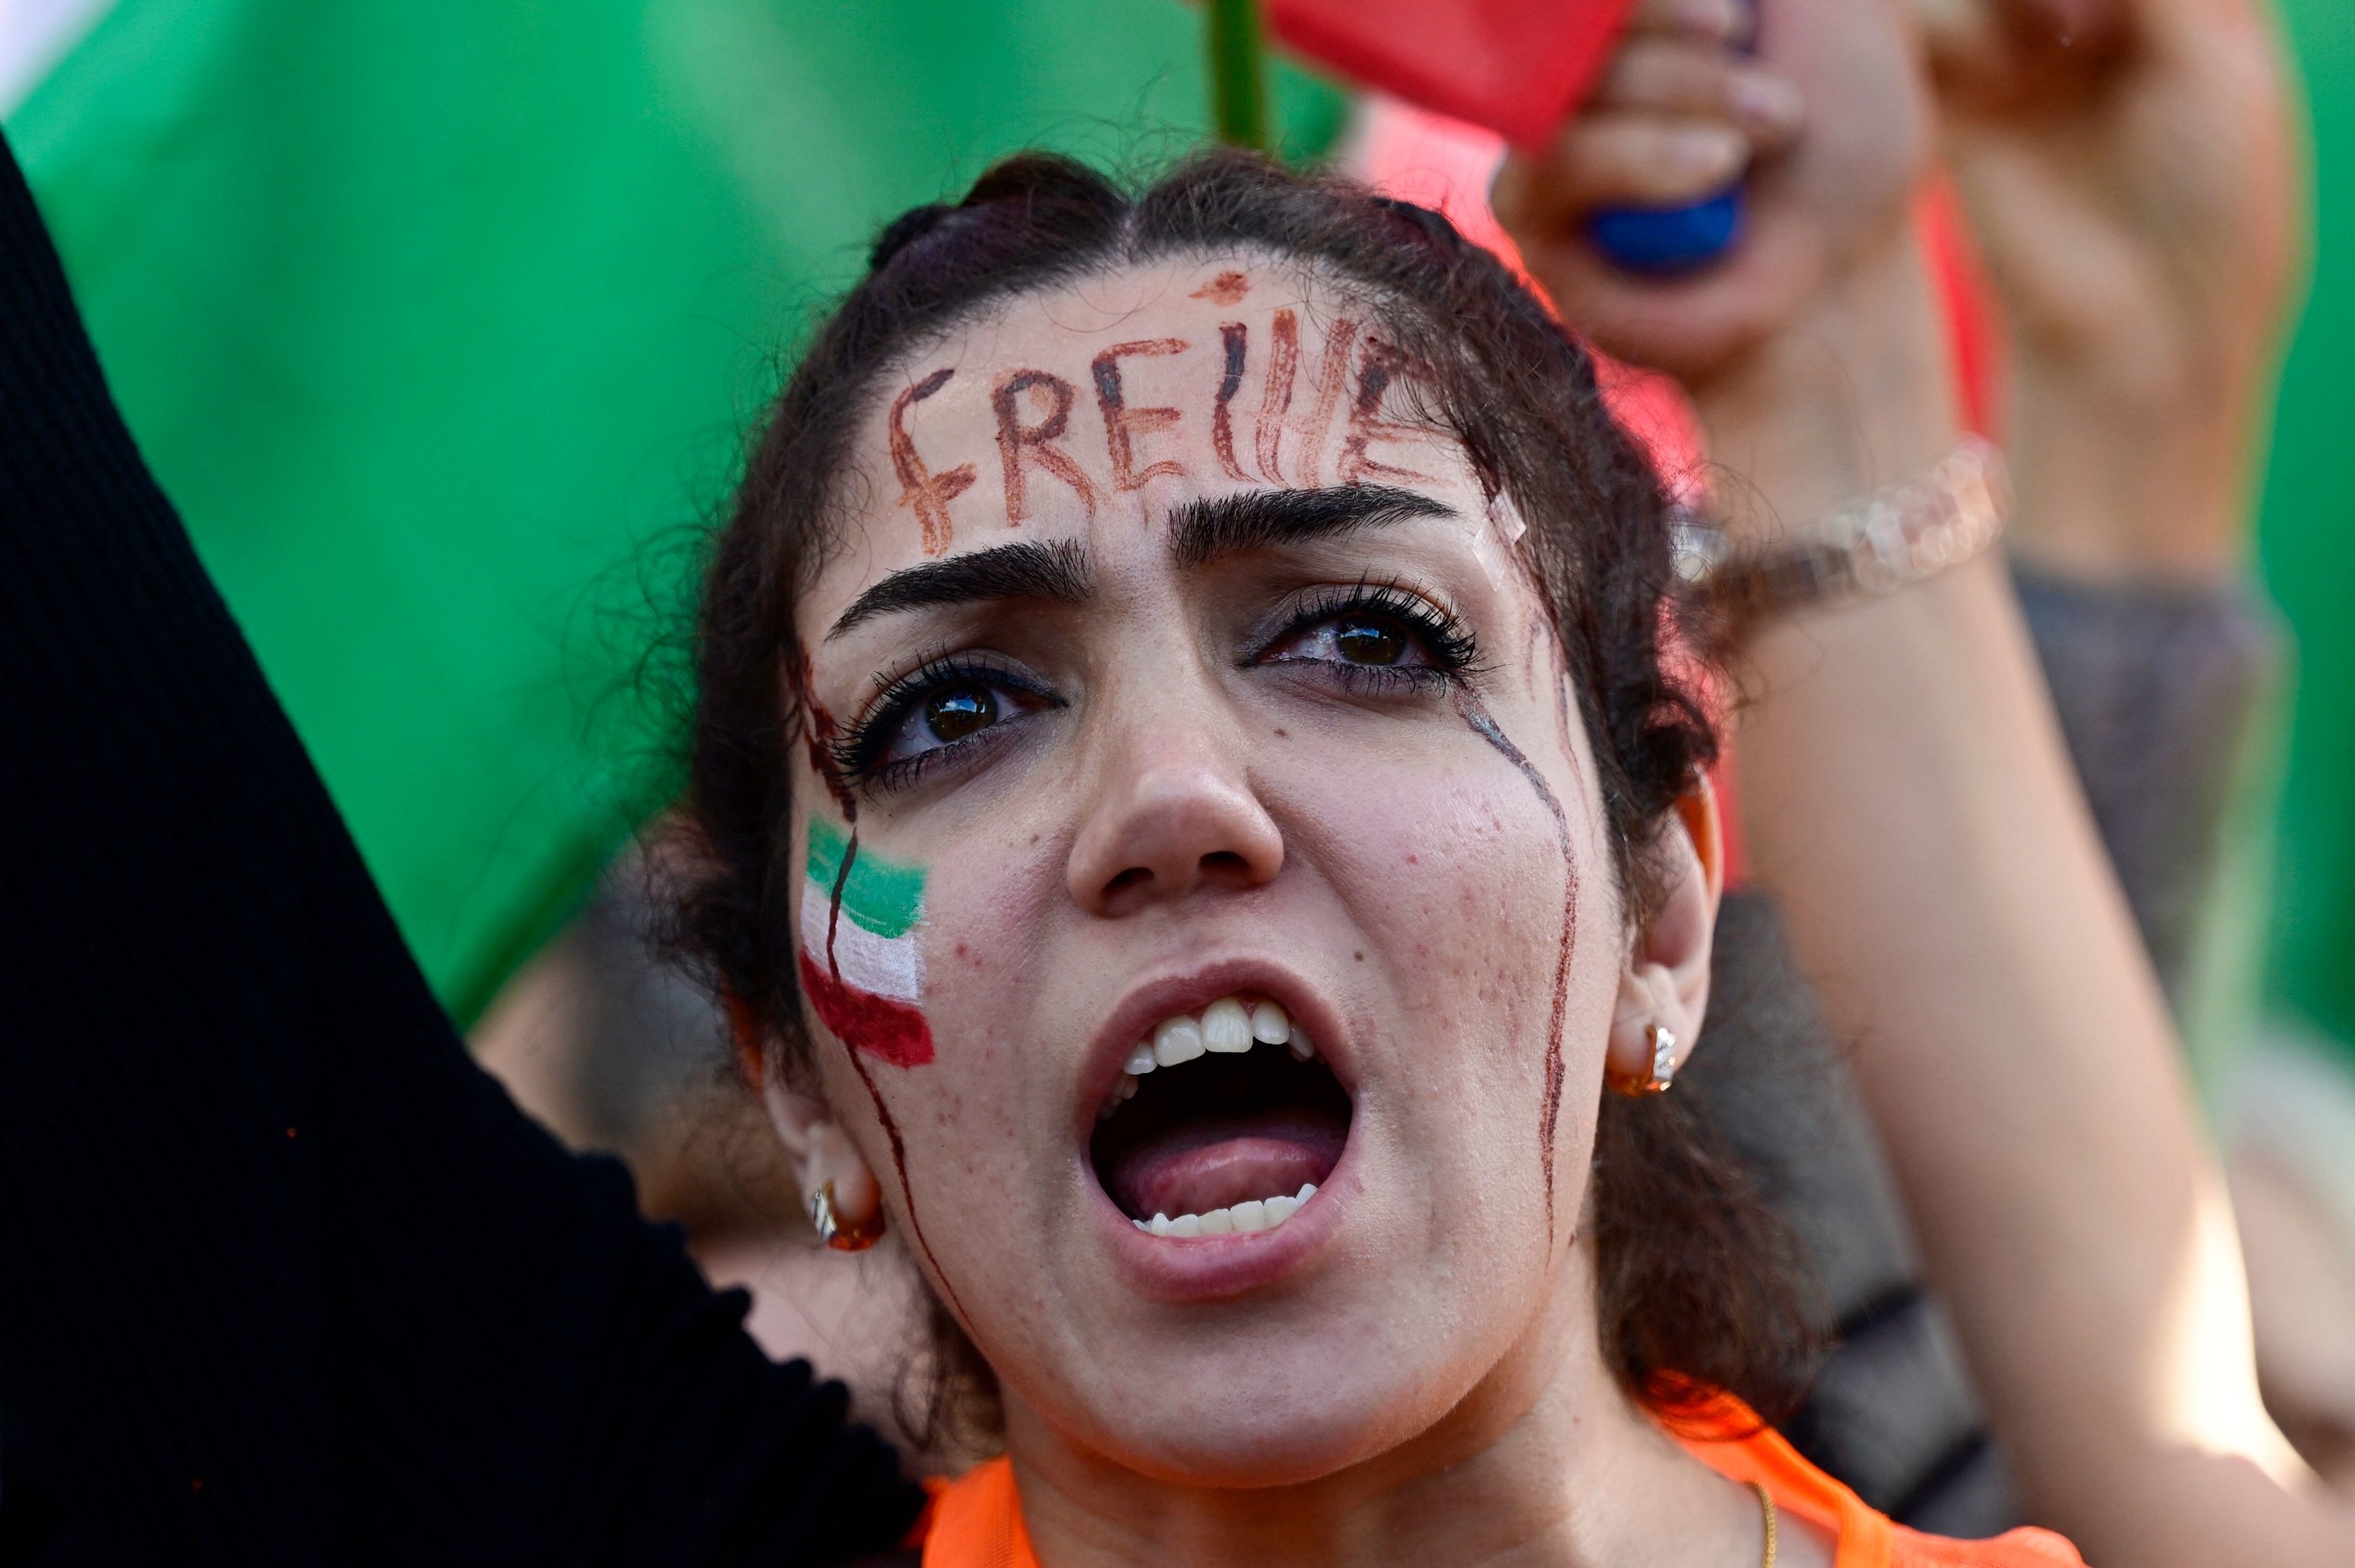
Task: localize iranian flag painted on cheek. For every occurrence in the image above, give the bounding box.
[798,819,933,1068]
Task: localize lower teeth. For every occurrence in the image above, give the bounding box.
[1132,1183,1318,1238]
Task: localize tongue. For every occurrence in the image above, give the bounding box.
[1112,1110,1344,1220]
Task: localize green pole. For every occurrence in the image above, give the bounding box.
[1207,0,1272,154]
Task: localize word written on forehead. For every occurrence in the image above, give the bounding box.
[889,304,1433,557]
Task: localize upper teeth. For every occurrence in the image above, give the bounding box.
[1144,996,1298,1070]
[1097,994,1319,1092]
[1098,997,1315,1121]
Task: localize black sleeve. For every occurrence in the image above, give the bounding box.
[0,130,923,1565]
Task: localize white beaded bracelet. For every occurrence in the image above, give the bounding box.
[1681,436,2011,638]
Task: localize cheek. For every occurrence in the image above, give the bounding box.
[1273,736,1610,1115]
[882,833,1072,1153]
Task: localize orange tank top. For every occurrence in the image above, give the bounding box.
[914,1402,2083,1568]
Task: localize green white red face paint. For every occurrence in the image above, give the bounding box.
[798,817,933,1067]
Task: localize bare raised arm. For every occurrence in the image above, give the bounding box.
[1499,0,2354,1559]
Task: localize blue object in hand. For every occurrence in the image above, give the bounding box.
[1584,0,1753,274]
[1586,186,1744,273]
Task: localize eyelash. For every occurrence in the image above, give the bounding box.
[1252,580,1485,689]
[831,582,1483,795]
[831,650,1058,793]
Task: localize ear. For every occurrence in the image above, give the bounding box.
[759,1063,883,1235]
[1605,776,1724,1088]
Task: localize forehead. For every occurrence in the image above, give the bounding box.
[871,255,1362,464]
[810,258,1484,611]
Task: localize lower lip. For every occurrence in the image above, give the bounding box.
[1092,1145,1356,1302]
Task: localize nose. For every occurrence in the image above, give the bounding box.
[1067,708,1284,918]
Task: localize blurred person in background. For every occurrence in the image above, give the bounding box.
[1499,0,2355,1562]
[1924,0,2355,1493]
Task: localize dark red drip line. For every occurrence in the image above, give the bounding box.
[1454,691,1578,1242]
[799,689,860,983]
[842,1044,966,1326]
[794,675,961,1309]
[826,828,854,983]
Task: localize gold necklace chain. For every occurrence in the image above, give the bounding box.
[1750,1481,1779,1568]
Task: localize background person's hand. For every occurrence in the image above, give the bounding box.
[1492,0,1936,385]
[1922,0,2355,1504]
[1918,0,2305,575]
[1502,2,2348,1564]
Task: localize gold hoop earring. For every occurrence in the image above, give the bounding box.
[809,1180,885,1253]
[1608,1023,1679,1097]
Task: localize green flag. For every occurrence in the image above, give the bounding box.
[7,0,1345,1023]
[2260,0,2355,1060]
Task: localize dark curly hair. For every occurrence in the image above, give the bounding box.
[676,147,1816,1443]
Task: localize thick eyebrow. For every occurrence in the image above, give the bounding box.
[1167,485,1456,567]
[825,538,1093,641]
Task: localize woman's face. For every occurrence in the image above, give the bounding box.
[790,258,1701,1481]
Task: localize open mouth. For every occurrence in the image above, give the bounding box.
[1090,997,1352,1238]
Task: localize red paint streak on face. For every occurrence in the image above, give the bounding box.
[1339,337,1433,487]
[799,687,854,814]
[1191,269,1251,305]
[1091,337,1191,491]
[991,368,1098,525]
[789,665,964,1319]
[1454,691,1577,1242]
[793,689,866,1005]
[889,366,977,557]
[798,949,935,1067]
[838,1033,971,1327]
[1212,323,1252,483]
[1256,308,1299,483]
[1291,316,1361,490]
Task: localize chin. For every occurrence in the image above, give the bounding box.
[1057,1360,1446,1488]
[966,954,1563,1482]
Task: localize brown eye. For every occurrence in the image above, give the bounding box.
[856,658,1057,789]
[923,685,998,743]
[1333,616,1407,665]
